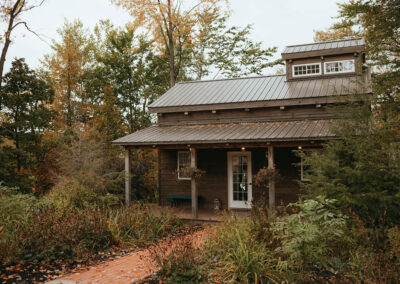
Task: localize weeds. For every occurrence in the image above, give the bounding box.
[152,234,206,283]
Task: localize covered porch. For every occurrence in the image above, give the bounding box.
[113,119,334,219]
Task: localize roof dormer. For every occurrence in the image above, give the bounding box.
[282,38,366,81]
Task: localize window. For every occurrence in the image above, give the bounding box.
[324,60,355,74]
[177,151,191,180]
[293,63,321,77]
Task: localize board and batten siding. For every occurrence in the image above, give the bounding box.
[158,105,334,126]
[286,53,363,81]
[159,148,301,209]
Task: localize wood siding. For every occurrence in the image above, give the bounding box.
[286,53,364,81]
[159,147,301,209]
[158,105,334,126]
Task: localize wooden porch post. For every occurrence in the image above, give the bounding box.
[268,145,276,210]
[190,148,198,219]
[125,147,131,207]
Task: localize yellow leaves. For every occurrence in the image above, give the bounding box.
[112,0,229,52]
[314,27,358,42]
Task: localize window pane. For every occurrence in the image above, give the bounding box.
[325,60,354,74]
[293,64,320,76]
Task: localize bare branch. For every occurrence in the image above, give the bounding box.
[21,0,45,12]
[12,20,49,45]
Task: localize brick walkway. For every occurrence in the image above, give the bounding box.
[48,230,206,284]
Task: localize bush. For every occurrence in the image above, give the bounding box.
[152,236,206,283]
[272,197,353,281]
[0,184,183,265]
[47,177,119,212]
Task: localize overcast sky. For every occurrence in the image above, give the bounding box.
[4,0,344,75]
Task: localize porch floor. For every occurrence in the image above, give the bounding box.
[152,206,251,222]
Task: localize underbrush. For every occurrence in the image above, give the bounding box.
[155,197,400,283]
[0,183,182,266]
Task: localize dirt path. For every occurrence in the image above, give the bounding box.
[48,229,207,284]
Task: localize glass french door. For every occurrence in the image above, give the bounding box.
[228,152,252,208]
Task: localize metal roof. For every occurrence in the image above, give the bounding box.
[149,75,366,111]
[112,119,334,146]
[282,38,365,54]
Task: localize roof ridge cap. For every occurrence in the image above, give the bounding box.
[284,37,364,49]
[177,74,285,85]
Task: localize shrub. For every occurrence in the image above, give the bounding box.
[0,184,183,265]
[347,225,400,283]
[273,196,353,281]
[46,177,119,211]
[152,236,206,283]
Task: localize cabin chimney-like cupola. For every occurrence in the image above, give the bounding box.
[281,38,366,81]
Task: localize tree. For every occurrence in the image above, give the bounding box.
[43,20,95,128]
[313,26,359,42]
[92,21,168,132]
[0,0,45,109]
[336,0,400,107]
[301,95,400,247]
[111,0,228,87]
[305,0,400,248]
[0,58,54,191]
[190,9,281,79]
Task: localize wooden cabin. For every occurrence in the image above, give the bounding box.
[113,38,371,218]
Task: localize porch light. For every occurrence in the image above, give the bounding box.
[298,146,302,150]
[241,147,246,151]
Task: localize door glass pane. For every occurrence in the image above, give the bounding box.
[232,154,249,202]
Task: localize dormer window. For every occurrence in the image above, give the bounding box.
[325,59,355,74]
[292,63,321,77]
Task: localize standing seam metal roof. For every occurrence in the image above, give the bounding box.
[282,38,365,54]
[149,75,365,109]
[112,120,335,145]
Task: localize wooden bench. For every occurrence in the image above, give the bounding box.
[167,194,192,207]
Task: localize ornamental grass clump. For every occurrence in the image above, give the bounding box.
[204,216,281,284]
[107,204,182,247]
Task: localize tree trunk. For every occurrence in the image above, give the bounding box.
[0,0,23,110]
[66,57,73,127]
[167,0,175,87]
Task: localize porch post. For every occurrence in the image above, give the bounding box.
[125,147,131,207]
[190,148,198,219]
[267,145,276,209]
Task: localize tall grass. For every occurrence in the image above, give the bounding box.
[0,184,182,265]
[204,216,281,284]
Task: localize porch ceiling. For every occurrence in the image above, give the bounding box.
[112,119,335,147]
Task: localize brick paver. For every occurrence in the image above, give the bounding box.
[49,230,206,284]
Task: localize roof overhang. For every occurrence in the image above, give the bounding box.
[148,94,370,114]
[281,46,365,60]
[112,119,336,148]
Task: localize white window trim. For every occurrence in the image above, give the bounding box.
[177,151,191,180]
[292,62,321,77]
[324,59,355,74]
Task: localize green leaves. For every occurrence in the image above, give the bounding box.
[190,10,282,80]
[0,58,55,192]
